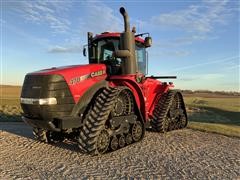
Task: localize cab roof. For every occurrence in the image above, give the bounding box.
[93,32,145,43]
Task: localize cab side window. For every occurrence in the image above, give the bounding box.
[135,43,147,74]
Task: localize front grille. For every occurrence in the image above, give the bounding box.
[21,74,75,120]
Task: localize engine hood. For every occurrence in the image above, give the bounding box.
[29,63,107,86]
[27,64,107,103]
[29,64,106,76]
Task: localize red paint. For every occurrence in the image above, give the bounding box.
[108,75,173,121]
[29,64,107,103]
[142,78,173,120]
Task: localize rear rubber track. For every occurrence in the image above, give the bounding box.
[150,90,187,132]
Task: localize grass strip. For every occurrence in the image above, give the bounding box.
[188,121,240,138]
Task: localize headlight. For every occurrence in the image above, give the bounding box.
[39,98,57,105]
[20,98,57,105]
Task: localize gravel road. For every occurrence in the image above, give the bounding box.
[0,122,239,179]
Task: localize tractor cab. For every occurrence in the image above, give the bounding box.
[84,32,151,76]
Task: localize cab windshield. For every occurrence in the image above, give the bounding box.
[89,38,120,63]
[89,38,147,74]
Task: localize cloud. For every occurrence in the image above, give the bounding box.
[181,73,224,81]
[165,56,239,73]
[225,64,240,70]
[47,1,124,54]
[12,1,72,33]
[150,0,231,34]
[0,19,6,29]
[48,45,82,53]
[0,18,6,24]
[78,1,122,34]
[151,49,191,57]
[147,0,237,49]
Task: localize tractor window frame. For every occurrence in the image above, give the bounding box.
[135,42,147,75]
[89,37,120,64]
[89,37,148,75]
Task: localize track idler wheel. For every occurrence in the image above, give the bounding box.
[132,121,143,142]
[125,133,133,145]
[118,135,125,148]
[179,113,187,128]
[110,136,118,151]
[97,130,110,154]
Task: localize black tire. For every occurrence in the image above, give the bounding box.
[151,90,187,132]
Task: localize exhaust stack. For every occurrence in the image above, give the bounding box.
[119,7,130,32]
[115,7,137,74]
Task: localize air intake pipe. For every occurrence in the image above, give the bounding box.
[114,7,137,74]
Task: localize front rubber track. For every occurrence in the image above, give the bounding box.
[77,87,118,155]
[77,87,144,155]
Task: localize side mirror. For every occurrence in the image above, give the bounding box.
[144,37,152,48]
[83,46,87,57]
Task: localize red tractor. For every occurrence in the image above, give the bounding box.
[20,7,187,155]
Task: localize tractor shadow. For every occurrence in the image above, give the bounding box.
[0,120,33,139]
[50,140,80,152]
[187,106,240,126]
[0,114,80,152]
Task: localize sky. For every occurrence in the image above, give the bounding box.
[1,0,239,91]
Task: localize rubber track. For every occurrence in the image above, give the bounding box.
[151,90,187,132]
[33,128,48,142]
[78,87,119,155]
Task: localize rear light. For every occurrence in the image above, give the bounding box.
[20,98,57,105]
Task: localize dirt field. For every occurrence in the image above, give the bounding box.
[0,86,239,178]
[0,122,239,179]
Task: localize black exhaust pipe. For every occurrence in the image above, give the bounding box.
[119,7,130,32]
[115,7,136,74]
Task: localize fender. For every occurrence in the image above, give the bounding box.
[109,75,146,121]
[71,80,108,117]
[147,83,172,120]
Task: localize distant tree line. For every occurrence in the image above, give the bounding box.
[181,90,240,96]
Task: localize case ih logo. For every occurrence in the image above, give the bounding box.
[90,69,106,77]
[70,70,106,85]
